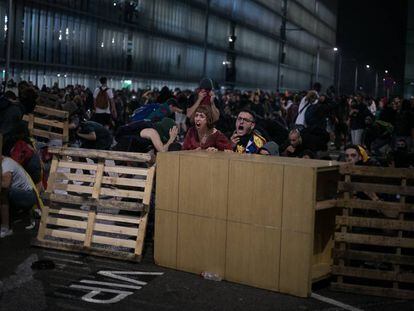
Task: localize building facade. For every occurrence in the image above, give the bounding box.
[404,0,414,98]
[0,0,337,91]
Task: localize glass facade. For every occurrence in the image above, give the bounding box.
[0,0,337,91]
[404,0,414,98]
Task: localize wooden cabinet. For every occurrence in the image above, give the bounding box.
[155,151,340,297]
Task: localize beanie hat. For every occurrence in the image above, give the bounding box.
[261,141,279,156]
[199,78,214,91]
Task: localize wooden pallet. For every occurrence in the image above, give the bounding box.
[23,105,70,146]
[33,147,154,262]
[332,164,414,300]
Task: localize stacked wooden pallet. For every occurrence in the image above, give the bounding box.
[332,165,414,299]
[23,105,70,146]
[33,147,154,262]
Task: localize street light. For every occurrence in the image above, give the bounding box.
[385,70,388,74]
[366,64,370,69]
[316,46,338,83]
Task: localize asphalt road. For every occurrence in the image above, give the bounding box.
[0,222,412,311]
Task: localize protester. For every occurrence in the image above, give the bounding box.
[182,105,232,151]
[231,110,266,154]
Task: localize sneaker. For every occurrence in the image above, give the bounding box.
[25,220,36,230]
[0,227,13,238]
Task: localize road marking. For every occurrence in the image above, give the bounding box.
[97,270,164,286]
[311,293,364,311]
[79,279,141,290]
[70,284,133,304]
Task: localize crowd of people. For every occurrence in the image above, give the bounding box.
[0,76,413,238]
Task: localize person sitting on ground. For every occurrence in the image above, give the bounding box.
[10,122,44,192]
[281,129,305,157]
[182,105,232,151]
[1,155,37,238]
[114,117,178,153]
[231,109,266,154]
[258,141,279,156]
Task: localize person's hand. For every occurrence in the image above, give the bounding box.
[197,90,208,102]
[286,145,295,153]
[206,147,218,152]
[209,90,216,105]
[230,132,240,145]
[195,147,202,151]
[169,126,179,141]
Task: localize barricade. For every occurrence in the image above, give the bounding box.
[23,105,70,146]
[33,147,154,262]
[332,164,414,299]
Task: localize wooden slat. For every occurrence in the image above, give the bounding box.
[100,187,144,199]
[143,166,155,206]
[337,199,414,213]
[335,232,414,248]
[37,205,51,240]
[92,161,105,199]
[46,156,60,193]
[58,160,97,171]
[92,235,136,249]
[53,183,93,194]
[49,208,88,218]
[331,282,414,300]
[336,215,414,231]
[93,223,139,236]
[135,214,148,256]
[104,165,148,176]
[55,173,146,188]
[333,248,414,266]
[46,193,144,211]
[48,147,151,162]
[47,231,137,247]
[32,116,65,129]
[34,105,69,118]
[32,239,140,262]
[55,173,95,183]
[95,213,141,224]
[338,181,414,196]
[46,217,87,229]
[44,228,85,242]
[340,164,414,179]
[332,265,414,283]
[84,209,97,248]
[32,128,64,140]
[315,199,338,211]
[101,176,146,187]
[27,114,35,135]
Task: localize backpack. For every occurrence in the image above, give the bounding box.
[95,87,109,109]
[130,103,160,122]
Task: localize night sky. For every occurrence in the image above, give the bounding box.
[336,0,407,94]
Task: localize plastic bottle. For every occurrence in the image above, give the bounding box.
[201,271,222,281]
